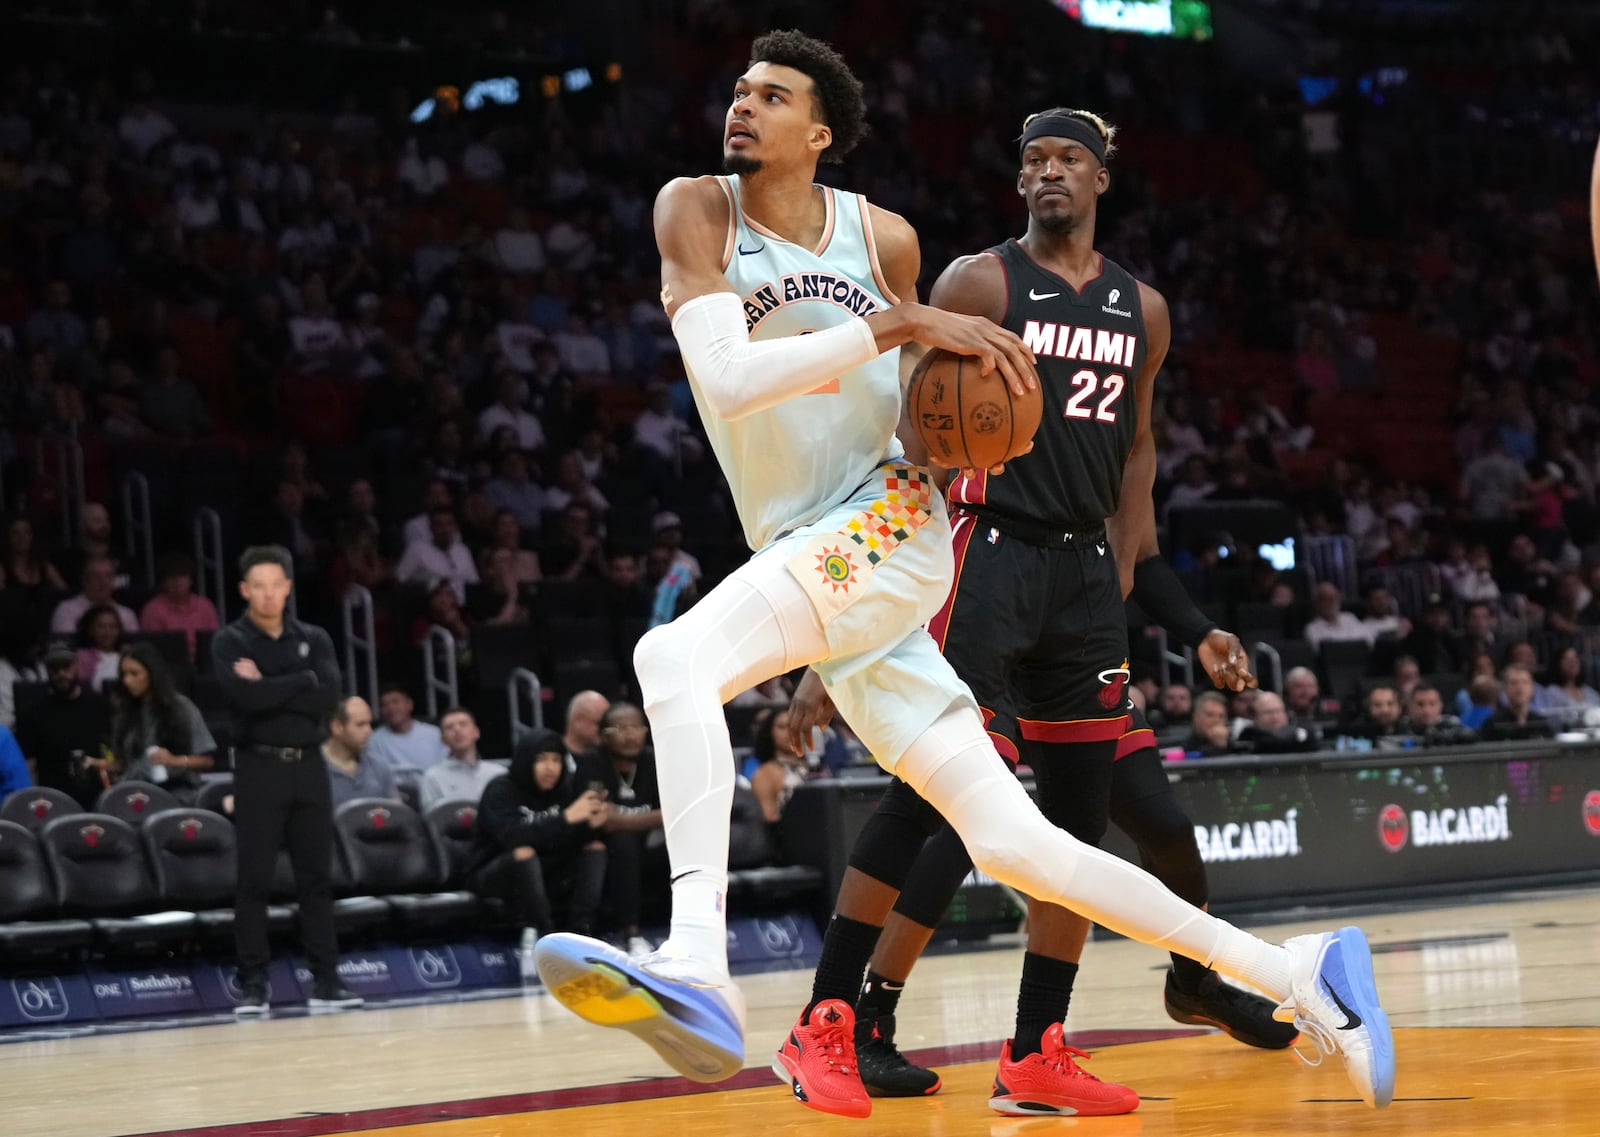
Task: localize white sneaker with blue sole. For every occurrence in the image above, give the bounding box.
[533,933,747,1083]
[1277,925,1396,1108]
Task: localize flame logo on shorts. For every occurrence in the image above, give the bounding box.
[1097,662,1130,711]
[815,547,858,593]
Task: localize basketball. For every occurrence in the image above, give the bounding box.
[906,348,1044,471]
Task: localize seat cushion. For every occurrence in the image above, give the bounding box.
[386,891,478,925]
[0,918,95,955]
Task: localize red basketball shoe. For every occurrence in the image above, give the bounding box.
[772,999,872,1118]
[989,1024,1140,1116]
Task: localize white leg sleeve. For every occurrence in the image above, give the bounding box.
[898,707,1293,1000]
[633,565,828,970]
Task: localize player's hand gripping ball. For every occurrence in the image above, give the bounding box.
[907,348,1044,473]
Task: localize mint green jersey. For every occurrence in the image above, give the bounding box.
[689,175,905,551]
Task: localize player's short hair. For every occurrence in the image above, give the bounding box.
[1019,107,1119,162]
[750,29,868,163]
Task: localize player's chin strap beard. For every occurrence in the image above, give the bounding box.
[723,154,763,176]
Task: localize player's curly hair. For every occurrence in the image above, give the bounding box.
[1021,107,1119,162]
[749,29,868,164]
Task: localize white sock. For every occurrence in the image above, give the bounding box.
[635,573,825,973]
[901,709,1293,1002]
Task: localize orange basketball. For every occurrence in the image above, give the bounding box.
[906,348,1043,471]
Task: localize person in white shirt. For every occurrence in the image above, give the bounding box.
[402,481,456,549]
[492,208,546,276]
[395,507,480,601]
[175,173,222,232]
[117,99,176,158]
[396,138,449,198]
[1303,581,1378,651]
[288,279,349,370]
[476,374,545,451]
[544,451,609,516]
[1358,583,1410,643]
[365,683,448,774]
[553,312,611,377]
[51,556,138,636]
[496,319,544,373]
[419,708,505,810]
[633,384,703,465]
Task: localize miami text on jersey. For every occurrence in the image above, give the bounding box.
[1020,320,1140,369]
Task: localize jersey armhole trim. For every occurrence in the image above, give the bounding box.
[983,249,1011,327]
[813,186,838,258]
[860,199,901,305]
[714,176,737,271]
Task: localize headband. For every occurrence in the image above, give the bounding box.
[1018,114,1106,164]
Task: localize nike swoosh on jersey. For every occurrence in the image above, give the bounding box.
[738,242,765,256]
[1029,288,1061,300]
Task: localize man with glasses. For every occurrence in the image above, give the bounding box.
[577,702,662,958]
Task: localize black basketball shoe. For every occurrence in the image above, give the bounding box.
[1163,968,1299,1049]
[854,1012,942,1097]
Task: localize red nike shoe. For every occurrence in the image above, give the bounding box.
[772,999,872,1118]
[989,1024,1141,1116]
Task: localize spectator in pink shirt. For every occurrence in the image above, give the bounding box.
[139,554,220,656]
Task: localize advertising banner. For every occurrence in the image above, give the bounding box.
[86,964,203,1019]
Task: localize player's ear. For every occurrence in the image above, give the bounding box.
[808,121,832,156]
[1096,166,1110,196]
[1017,171,1026,198]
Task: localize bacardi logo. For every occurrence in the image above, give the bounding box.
[1378,804,1409,852]
[1194,809,1302,863]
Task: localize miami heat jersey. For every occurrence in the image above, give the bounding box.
[947,240,1147,530]
[687,174,903,552]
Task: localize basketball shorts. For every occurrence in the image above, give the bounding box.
[929,507,1131,762]
[743,463,975,770]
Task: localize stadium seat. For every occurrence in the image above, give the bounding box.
[333,798,476,930]
[195,776,234,815]
[1,786,84,834]
[0,820,95,960]
[1320,639,1375,702]
[425,799,479,886]
[38,813,197,953]
[96,781,183,828]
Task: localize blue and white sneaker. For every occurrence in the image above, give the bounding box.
[533,933,747,1083]
[1276,926,1395,1108]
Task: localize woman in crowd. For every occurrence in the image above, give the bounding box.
[110,641,216,800]
[2,514,67,602]
[470,729,609,975]
[75,603,126,692]
[1533,645,1600,723]
[748,707,808,824]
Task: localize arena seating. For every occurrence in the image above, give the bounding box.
[1,787,84,834]
[333,798,477,932]
[97,782,184,828]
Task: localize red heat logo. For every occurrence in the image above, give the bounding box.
[1097,664,1130,711]
[1378,804,1408,852]
[1583,791,1600,837]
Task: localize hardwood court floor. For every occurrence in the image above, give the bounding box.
[6,887,1599,1137]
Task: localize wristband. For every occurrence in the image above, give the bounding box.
[1133,556,1218,650]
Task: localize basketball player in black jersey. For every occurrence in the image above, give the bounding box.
[787,108,1293,1116]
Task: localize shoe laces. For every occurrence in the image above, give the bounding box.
[1042,1042,1096,1079]
[1288,1011,1335,1070]
[811,1008,858,1075]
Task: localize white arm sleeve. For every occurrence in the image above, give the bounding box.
[670,291,882,421]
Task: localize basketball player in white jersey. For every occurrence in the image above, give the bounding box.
[534,29,1394,1117]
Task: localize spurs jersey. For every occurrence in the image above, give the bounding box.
[687,174,903,551]
[948,240,1148,529]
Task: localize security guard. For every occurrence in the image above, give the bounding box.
[212,544,361,1016]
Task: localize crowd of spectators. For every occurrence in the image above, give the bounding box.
[0,0,1598,837]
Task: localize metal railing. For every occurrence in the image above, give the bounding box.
[1303,533,1359,599]
[1152,627,1195,690]
[192,508,225,618]
[1252,640,1284,695]
[422,624,459,720]
[507,667,544,743]
[121,472,155,589]
[341,584,379,709]
[35,431,84,547]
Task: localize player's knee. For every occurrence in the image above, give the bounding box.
[962,813,1046,891]
[633,623,690,703]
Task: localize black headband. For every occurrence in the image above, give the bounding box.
[1018,114,1106,164]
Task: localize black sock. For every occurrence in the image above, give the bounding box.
[857,969,905,1022]
[807,915,882,1015]
[1170,952,1210,992]
[1012,953,1079,1058]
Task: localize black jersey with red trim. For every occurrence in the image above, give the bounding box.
[947,240,1147,530]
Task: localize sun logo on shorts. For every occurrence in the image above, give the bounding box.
[815,547,858,593]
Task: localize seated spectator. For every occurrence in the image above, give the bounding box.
[1459,674,1502,731]
[544,451,610,518]
[76,604,126,692]
[542,503,607,582]
[141,347,212,438]
[1354,685,1405,743]
[139,553,220,655]
[1443,544,1501,602]
[418,707,504,810]
[402,480,455,549]
[1182,691,1234,757]
[476,374,545,452]
[1359,583,1409,642]
[1532,646,1600,723]
[577,702,664,958]
[2,514,67,602]
[108,643,215,800]
[647,540,698,628]
[563,691,611,764]
[366,683,447,774]
[329,523,394,596]
[483,452,546,533]
[51,555,138,636]
[1391,654,1422,702]
[602,550,652,620]
[486,510,542,587]
[1156,683,1193,729]
[651,512,703,583]
[1482,664,1556,741]
[470,728,608,976]
[1403,683,1478,747]
[471,548,532,626]
[633,383,703,466]
[16,642,112,807]
[1398,599,1464,675]
[749,708,807,823]
[322,696,397,808]
[1303,582,1367,650]
[1285,666,1337,722]
[1235,691,1320,753]
[553,312,610,377]
[0,721,29,799]
[491,208,546,276]
[396,506,479,601]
